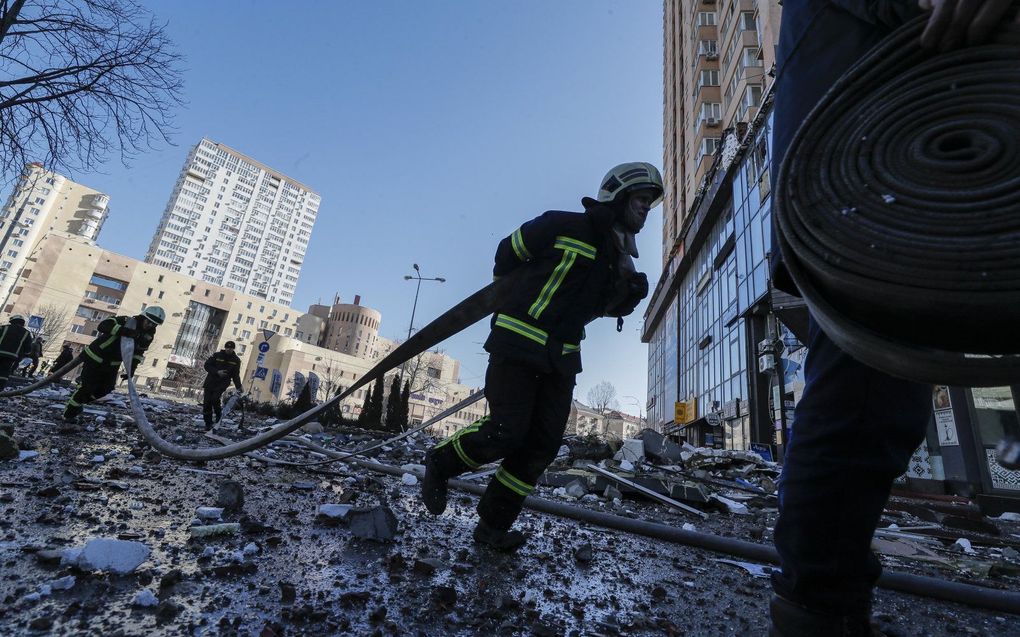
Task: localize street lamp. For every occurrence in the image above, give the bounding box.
[622,395,644,419]
[401,263,445,383]
[403,263,445,341]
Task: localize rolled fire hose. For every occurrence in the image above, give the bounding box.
[774,16,1020,387]
[121,275,513,461]
[0,354,83,398]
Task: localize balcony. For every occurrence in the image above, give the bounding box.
[86,193,110,210]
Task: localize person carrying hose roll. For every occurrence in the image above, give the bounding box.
[0,315,34,390]
[420,162,659,551]
[201,340,243,430]
[767,2,1020,635]
[62,306,165,424]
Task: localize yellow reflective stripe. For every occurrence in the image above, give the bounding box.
[494,314,547,346]
[561,343,580,355]
[99,323,122,350]
[510,228,532,261]
[452,438,480,469]
[67,398,81,407]
[528,250,575,319]
[435,417,486,449]
[84,347,104,363]
[553,236,596,260]
[495,467,533,496]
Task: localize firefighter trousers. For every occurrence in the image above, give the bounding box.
[0,355,16,390]
[203,385,228,426]
[430,356,575,530]
[64,359,119,419]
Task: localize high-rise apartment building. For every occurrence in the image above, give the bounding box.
[661,0,780,265]
[145,138,321,306]
[0,163,110,311]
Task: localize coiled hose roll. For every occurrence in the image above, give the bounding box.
[774,15,1020,386]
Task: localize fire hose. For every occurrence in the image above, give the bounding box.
[0,354,83,398]
[120,275,512,461]
[774,16,1020,387]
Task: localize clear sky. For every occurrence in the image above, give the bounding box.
[76,0,665,417]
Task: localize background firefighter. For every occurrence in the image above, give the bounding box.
[63,306,165,423]
[420,162,661,551]
[201,340,243,429]
[0,315,34,390]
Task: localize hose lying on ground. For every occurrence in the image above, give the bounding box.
[282,437,1020,616]
[774,16,1020,386]
[121,275,511,461]
[0,355,83,398]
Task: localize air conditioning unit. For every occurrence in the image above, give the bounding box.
[758,354,776,373]
[706,118,720,127]
[706,53,719,60]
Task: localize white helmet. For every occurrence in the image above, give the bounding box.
[9,314,25,325]
[141,306,166,326]
[596,162,664,207]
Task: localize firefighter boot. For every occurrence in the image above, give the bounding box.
[421,449,449,515]
[769,595,885,637]
[473,518,527,552]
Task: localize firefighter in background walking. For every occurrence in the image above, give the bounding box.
[52,344,74,373]
[201,340,243,429]
[62,306,165,423]
[0,315,34,390]
[421,162,660,550]
[21,336,43,377]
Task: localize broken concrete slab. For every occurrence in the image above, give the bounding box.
[639,429,682,464]
[316,504,353,522]
[190,523,240,538]
[564,478,587,499]
[348,506,398,542]
[613,439,644,464]
[133,588,160,607]
[75,538,151,575]
[670,482,711,504]
[709,494,750,515]
[196,507,224,521]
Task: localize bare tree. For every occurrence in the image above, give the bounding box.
[403,349,445,394]
[32,300,71,355]
[0,0,184,179]
[587,380,618,415]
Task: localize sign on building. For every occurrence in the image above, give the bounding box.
[258,341,270,353]
[674,398,696,424]
[254,367,268,380]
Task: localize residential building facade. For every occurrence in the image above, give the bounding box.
[0,164,110,317]
[145,138,320,306]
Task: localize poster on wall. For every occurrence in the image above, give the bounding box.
[932,385,959,446]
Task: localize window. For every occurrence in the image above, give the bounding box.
[742,47,763,69]
[157,291,165,299]
[739,11,756,31]
[152,359,159,367]
[89,273,128,291]
[158,274,164,283]
[701,137,721,157]
[241,330,251,339]
[698,40,718,55]
[146,287,153,296]
[246,317,255,325]
[697,11,717,26]
[699,69,719,88]
[744,84,763,109]
[698,102,722,127]
[6,250,16,258]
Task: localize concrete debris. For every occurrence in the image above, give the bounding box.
[190,523,241,538]
[317,504,353,521]
[574,542,594,564]
[133,588,160,607]
[639,429,682,463]
[619,459,635,472]
[0,431,19,460]
[196,506,224,521]
[401,472,418,486]
[709,494,751,515]
[49,575,76,591]
[301,421,324,434]
[613,438,645,464]
[74,538,151,575]
[954,538,977,555]
[564,478,588,499]
[18,450,39,461]
[348,506,399,542]
[217,479,245,512]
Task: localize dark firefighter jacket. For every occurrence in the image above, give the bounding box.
[483,202,643,375]
[83,316,154,371]
[53,347,74,371]
[0,323,33,361]
[770,0,921,295]
[203,350,243,391]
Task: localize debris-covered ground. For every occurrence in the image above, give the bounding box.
[1,384,1019,636]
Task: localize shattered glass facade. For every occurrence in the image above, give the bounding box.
[734,114,775,314]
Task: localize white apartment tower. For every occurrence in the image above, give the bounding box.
[0,163,110,313]
[145,138,320,305]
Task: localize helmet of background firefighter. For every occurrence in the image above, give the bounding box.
[140,306,166,326]
[596,162,664,207]
[9,315,25,325]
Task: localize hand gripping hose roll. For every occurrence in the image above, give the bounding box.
[121,275,513,461]
[0,354,83,398]
[774,15,1020,386]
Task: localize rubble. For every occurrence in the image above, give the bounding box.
[190,523,241,538]
[73,538,151,575]
[216,479,245,511]
[348,506,399,541]
[0,430,18,459]
[133,588,160,607]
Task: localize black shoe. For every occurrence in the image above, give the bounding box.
[473,519,527,552]
[769,595,884,637]
[421,449,448,515]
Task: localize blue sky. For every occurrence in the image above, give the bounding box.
[78,0,665,415]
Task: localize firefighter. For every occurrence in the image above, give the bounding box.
[21,336,43,377]
[0,315,34,390]
[201,340,243,429]
[62,306,165,423]
[421,162,660,550]
[51,344,74,373]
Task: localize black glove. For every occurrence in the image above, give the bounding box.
[629,272,649,301]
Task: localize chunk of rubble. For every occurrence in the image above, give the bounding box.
[709,494,750,515]
[401,473,418,486]
[317,504,353,522]
[301,421,324,434]
[348,506,399,541]
[18,450,39,461]
[196,507,224,521]
[613,439,644,463]
[216,480,245,512]
[639,429,682,464]
[190,523,240,538]
[564,479,588,499]
[133,588,160,607]
[72,538,151,575]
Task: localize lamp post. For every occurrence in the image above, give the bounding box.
[622,395,644,419]
[401,263,445,382]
